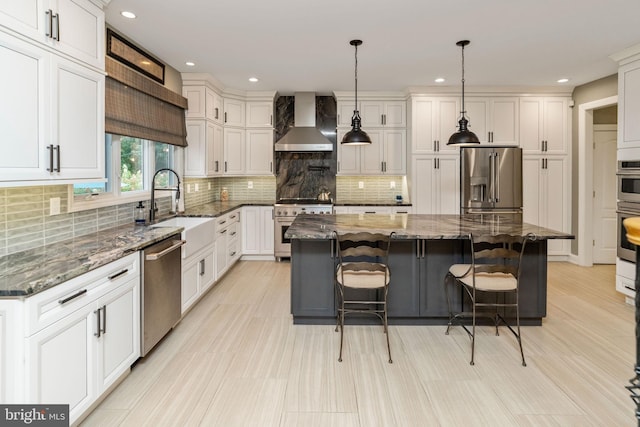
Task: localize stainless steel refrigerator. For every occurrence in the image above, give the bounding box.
[460,146,523,214]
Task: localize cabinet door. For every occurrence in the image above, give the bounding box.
[199,249,216,293]
[360,101,384,127]
[183,86,205,119]
[26,305,94,423]
[519,98,544,154]
[542,156,570,255]
[245,129,273,175]
[420,240,465,316]
[522,156,542,226]
[0,1,45,43]
[207,122,224,176]
[490,97,518,145]
[51,0,105,69]
[246,101,273,127]
[215,230,228,278]
[223,128,244,175]
[97,278,139,393]
[184,120,206,176]
[181,257,200,313]
[290,239,336,317]
[465,98,489,143]
[410,97,436,153]
[383,129,406,174]
[387,240,419,317]
[261,206,274,254]
[435,156,460,215]
[241,206,260,255]
[383,101,406,127]
[543,98,568,154]
[436,98,461,153]
[620,61,640,149]
[223,98,245,127]
[337,101,355,127]
[337,129,360,175]
[52,54,104,180]
[413,157,435,214]
[205,88,223,123]
[360,129,384,174]
[0,31,50,181]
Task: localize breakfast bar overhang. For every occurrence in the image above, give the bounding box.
[286,214,574,325]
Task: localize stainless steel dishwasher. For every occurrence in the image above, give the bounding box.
[141,235,185,356]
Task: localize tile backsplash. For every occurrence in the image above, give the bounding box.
[336,176,409,203]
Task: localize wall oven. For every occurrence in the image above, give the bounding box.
[274,199,333,261]
[618,201,640,263]
[618,160,640,203]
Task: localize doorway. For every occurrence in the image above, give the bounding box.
[578,96,618,266]
[592,124,617,263]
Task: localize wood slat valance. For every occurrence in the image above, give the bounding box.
[105,57,188,147]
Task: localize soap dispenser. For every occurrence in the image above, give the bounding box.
[135,201,146,225]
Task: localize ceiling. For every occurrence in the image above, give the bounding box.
[104,0,640,94]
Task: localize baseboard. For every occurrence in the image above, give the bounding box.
[241,254,276,261]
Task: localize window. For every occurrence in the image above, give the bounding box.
[70,134,182,211]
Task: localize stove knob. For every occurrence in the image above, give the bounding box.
[292,210,297,216]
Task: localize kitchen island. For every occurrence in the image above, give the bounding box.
[285,213,573,325]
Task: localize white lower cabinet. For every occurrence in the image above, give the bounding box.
[241,206,274,257]
[181,243,216,314]
[2,253,141,425]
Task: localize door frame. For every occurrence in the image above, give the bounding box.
[577,95,617,266]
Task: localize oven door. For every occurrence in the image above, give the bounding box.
[618,204,640,263]
[274,217,294,259]
[618,173,640,203]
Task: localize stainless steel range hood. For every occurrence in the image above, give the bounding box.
[274,92,334,152]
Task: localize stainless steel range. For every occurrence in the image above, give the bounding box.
[274,198,333,261]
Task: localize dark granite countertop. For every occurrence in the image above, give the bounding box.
[334,201,413,207]
[0,200,275,299]
[285,213,574,240]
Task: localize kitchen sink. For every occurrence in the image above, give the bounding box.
[151,217,215,258]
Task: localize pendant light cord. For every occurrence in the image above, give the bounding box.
[354,42,358,114]
[461,42,466,117]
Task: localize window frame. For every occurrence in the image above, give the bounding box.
[68,135,183,213]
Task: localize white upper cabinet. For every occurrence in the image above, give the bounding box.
[619,59,640,150]
[206,88,223,123]
[0,30,104,183]
[245,129,273,175]
[409,96,460,154]
[0,0,105,70]
[245,101,273,128]
[519,97,569,155]
[338,129,406,175]
[338,100,406,128]
[184,86,223,123]
[465,97,519,144]
[223,98,245,127]
[184,120,223,177]
[223,127,245,175]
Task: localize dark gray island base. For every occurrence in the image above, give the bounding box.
[286,214,573,326]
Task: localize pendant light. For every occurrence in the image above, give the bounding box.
[341,39,371,145]
[447,40,480,145]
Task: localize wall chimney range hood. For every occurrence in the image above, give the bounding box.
[274,92,334,152]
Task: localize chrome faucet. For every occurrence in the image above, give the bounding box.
[150,168,181,223]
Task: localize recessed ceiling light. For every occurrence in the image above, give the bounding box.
[557,78,569,83]
[248,77,259,83]
[185,61,195,67]
[435,77,445,83]
[121,11,136,19]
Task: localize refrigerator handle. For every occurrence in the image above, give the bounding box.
[488,152,495,202]
[494,152,500,203]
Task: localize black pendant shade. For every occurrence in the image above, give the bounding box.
[448,40,480,145]
[342,39,371,145]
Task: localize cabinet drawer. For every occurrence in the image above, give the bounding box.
[227,222,239,241]
[227,209,240,224]
[24,253,139,336]
[215,213,230,232]
[228,239,239,260]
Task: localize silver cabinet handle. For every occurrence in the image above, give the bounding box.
[230,251,237,257]
[94,308,101,337]
[225,161,228,172]
[58,289,87,305]
[47,144,54,172]
[494,152,500,202]
[218,219,226,225]
[270,114,273,125]
[45,10,53,38]
[230,231,237,236]
[224,112,228,123]
[215,107,219,120]
[145,240,185,261]
[215,160,219,172]
[53,12,59,41]
[101,305,106,334]
[270,161,273,172]
[220,229,227,234]
[54,145,60,172]
[434,158,437,169]
[433,140,437,152]
[199,259,205,276]
[108,269,129,280]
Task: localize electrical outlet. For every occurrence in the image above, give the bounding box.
[248,181,253,189]
[208,182,211,190]
[390,181,396,189]
[49,197,60,215]
[195,183,199,192]
[187,184,192,193]
[358,181,364,189]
